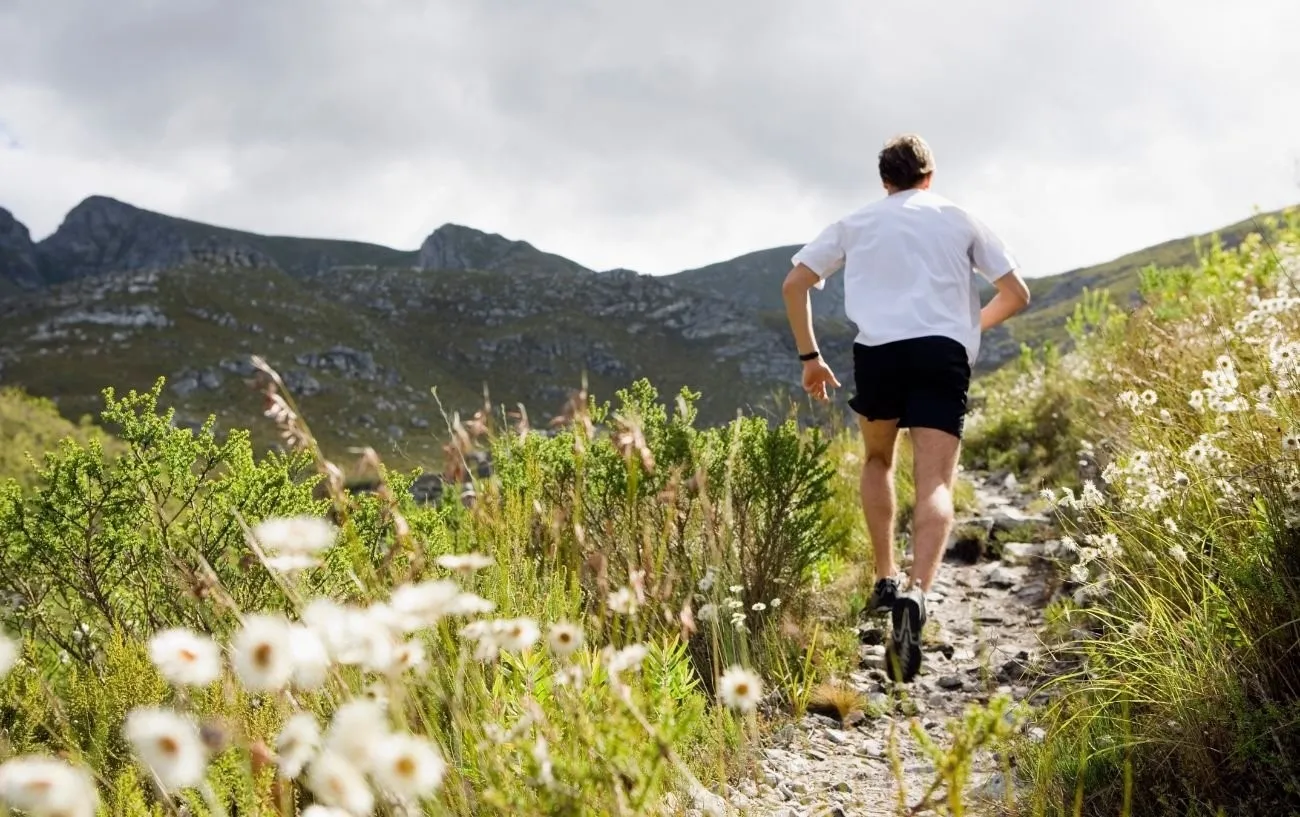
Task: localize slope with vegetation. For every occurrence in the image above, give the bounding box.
[964,206,1300,814]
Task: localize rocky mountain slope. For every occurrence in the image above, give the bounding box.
[1,195,1290,468]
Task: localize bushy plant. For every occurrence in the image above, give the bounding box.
[0,362,854,817]
[976,208,1300,814]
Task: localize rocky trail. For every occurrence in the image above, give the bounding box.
[714,472,1066,817]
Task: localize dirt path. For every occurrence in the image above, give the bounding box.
[715,472,1061,816]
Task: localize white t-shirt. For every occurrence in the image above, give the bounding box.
[791,188,1018,367]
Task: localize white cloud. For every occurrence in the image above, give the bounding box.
[1,0,1297,277]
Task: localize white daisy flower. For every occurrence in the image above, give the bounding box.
[751,602,767,612]
[547,622,583,658]
[252,515,338,572]
[0,756,99,817]
[305,751,374,817]
[0,630,18,679]
[324,699,389,772]
[232,613,296,693]
[603,643,648,676]
[717,665,763,712]
[288,625,332,690]
[370,733,446,800]
[388,580,463,630]
[123,707,208,791]
[1168,545,1189,564]
[607,587,637,615]
[148,628,222,687]
[497,618,541,653]
[1069,563,1090,584]
[435,552,493,573]
[275,712,321,780]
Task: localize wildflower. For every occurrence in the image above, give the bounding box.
[253,515,337,572]
[1173,471,1190,487]
[1188,390,1205,411]
[1069,563,1090,584]
[387,579,466,630]
[147,628,222,688]
[1096,533,1121,560]
[305,752,373,817]
[604,643,648,676]
[1168,545,1189,564]
[770,598,781,608]
[232,613,296,693]
[496,618,541,653]
[123,707,208,791]
[1284,430,1300,452]
[1039,488,1056,503]
[607,587,638,615]
[275,712,321,780]
[751,602,767,612]
[387,640,426,674]
[697,569,716,592]
[728,584,743,594]
[1163,518,1178,534]
[435,552,493,574]
[370,734,446,800]
[697,603,718,622]
[1159,409,1172,423]
[533,736,556,788]
[547,622,583,658]
[0,631,17,679]
[717,665,763,712]
[1077,547,1100,566]
[288,625,331,689]
[1140,389,1158,405]
[324,699,388,772]
[1079,481,1104,508]
[0,756,99,817]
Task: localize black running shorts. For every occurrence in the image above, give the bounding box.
[847,335,972,439]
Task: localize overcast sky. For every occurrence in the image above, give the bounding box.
[2,0,1298,278]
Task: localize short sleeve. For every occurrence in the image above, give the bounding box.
[968,214,1018,283]
[790,221,845,291]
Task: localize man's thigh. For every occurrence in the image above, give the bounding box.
[910,427,961,492]
[899,336,971,440]
[856,415,900,467]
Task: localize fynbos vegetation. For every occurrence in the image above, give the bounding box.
[966,208,1300,814]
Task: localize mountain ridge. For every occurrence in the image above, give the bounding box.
[1,194,1294,469]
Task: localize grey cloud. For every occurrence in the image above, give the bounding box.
[1,0,1297,274]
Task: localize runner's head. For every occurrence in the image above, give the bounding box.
[878,133,934,192]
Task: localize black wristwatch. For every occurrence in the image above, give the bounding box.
[799,350,820,361]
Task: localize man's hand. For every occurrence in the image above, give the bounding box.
[802,358,841,402]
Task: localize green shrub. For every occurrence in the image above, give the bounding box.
[979,208,1300,815]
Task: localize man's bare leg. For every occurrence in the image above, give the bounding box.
[908,427,962,593]
[857,416,900,581]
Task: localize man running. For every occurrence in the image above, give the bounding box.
[780,133,1031,682]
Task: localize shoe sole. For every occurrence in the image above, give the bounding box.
[888,595,924,683]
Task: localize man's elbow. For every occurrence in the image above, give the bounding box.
[782,265,817,298]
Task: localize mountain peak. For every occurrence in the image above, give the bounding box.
[416,222,586,275]
[0,206,43,291]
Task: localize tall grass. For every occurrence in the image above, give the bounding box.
[966,208,1300,815]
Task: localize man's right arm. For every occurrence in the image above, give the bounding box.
[967,212,1031,331]
[981,271,1031,331]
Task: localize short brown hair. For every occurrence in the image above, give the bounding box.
[878,133,935,190]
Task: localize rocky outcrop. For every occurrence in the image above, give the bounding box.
[415,223,587,275]
[0,208,43,290]
[35,196,277,284]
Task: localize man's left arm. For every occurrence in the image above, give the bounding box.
[783,223,845,401]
